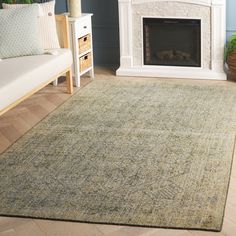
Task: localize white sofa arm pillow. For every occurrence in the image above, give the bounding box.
[2,1,60,50]
[0,5,44,59]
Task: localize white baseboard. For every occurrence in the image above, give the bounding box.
[116,67,227,81]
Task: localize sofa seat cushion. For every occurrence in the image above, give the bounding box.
[0,48,72,111]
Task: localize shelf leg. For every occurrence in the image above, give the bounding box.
[74,75,81,87]
[53,79,58,86]
[90,68,95,79]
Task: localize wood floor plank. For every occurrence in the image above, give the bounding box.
[11,221,45,236]
[34,220,103,236]
[0,218,31,234]
[103,226,159,236]
[11,118,31,134]
[222,218,236,236]
[0,125,21,144]
[139,229,193,236]
[0,229,16,236]
[227,190,236,206]
[189,230,226,236]
[0,133,11,153]
[224,203,236,224]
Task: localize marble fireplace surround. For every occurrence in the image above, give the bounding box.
[116,0,227,80]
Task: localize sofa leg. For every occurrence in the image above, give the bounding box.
[66,69,73,94]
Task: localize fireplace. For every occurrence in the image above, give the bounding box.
[143,18,201,67]
[116,0,226,80]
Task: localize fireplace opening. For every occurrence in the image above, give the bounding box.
[143,18,201,67]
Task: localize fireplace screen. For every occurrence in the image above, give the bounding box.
[143,18,201,67]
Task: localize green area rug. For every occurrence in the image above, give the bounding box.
[0,79,236,231]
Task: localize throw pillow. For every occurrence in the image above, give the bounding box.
[2,1,60,50]
[0,5,44,59]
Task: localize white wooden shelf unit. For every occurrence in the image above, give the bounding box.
[68,14,94,87]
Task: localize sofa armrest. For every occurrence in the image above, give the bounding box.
[55,15,70,49]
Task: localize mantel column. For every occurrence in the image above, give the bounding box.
[211,0,226,72]
[118,0,133,68]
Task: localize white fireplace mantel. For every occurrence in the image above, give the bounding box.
[116,0,227,80]
[131,0,222,6]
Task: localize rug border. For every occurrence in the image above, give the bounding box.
[0,213,222,232]
[218,134,236,231]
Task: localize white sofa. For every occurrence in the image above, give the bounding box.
[0,15,73,116]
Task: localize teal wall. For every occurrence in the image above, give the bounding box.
[81,0,119,66]
[226,0,236,39]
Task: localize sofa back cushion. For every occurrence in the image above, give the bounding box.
[3,1,60,50]
[0,5,44,59]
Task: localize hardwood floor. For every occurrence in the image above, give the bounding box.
[0,68,236,236]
